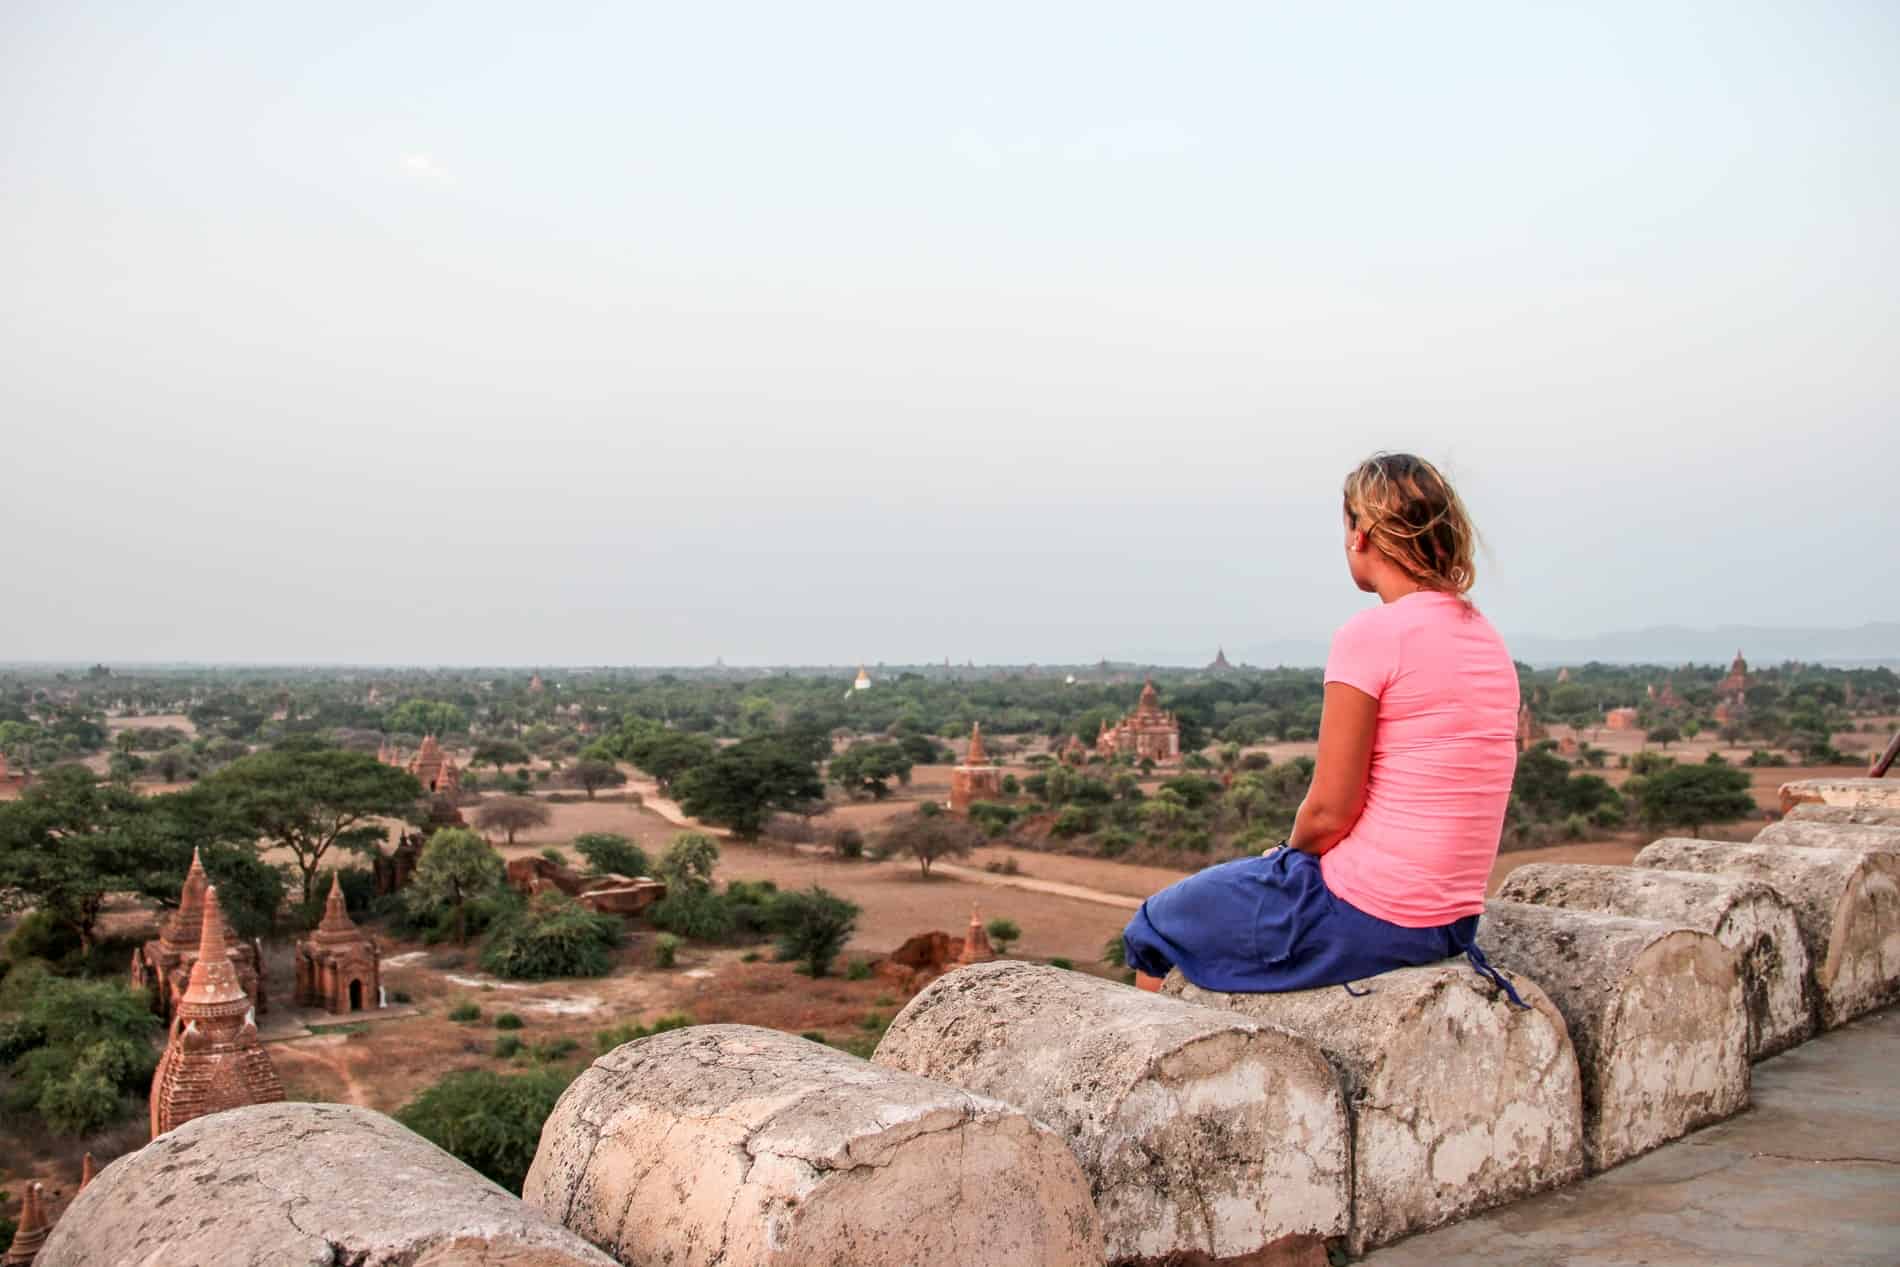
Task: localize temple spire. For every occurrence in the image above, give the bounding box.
[2,1183,48,1266]
[181,886,247,1008]
[966,723,988,766]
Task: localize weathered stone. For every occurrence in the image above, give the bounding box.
[1635,838,1900,1027]
[1497,863,1813,1059]
[524,1024,1103,1267]
[1478,901,1750,1171]
[1163,960,1583,1253]
[874,961,1349,1263]
[1789,803,1900,828]
[38,1101,618,1267]
[1778,777,1900,815]
[1756,819,1900,854]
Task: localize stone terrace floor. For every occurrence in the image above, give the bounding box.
[1365,1005,1900,1266]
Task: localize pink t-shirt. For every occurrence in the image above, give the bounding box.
[1318,591,1519,927]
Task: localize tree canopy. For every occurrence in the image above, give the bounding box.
[674,736,824,839]
[406,828,506,946]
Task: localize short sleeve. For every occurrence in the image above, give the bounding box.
[1324,608,1397,701]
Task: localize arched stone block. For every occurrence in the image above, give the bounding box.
[1778,777,1900,815]
[1789,803,1900,828]
[1756,819,1900,854]
[523,1024,1103,1267]
[873,961,1349,1263]
[1478,901,1750,1172]
[1163,959,1583,1253]
[1635,839,1900,1027]
[1497,863,1814,1059]
[38,1101,618,1267]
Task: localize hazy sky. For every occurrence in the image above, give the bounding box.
[4,2,1896,665]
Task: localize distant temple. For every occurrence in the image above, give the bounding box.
[1717,650,1749,697]
[1516,701,1546,753]
[1095,679,1182,764]
[294,874,382,1014]
[379,734,461,797]
[528,673,546,694]
[148,886,284,1139]
[853,666,872,691]
[957,906,995,966]
[1648,681,1684,712]
[1605,707,1640,731]
[131,849,266,1021]
[949,724,1004,813]
[1207,648,1235,673]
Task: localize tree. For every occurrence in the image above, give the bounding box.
[674,736,824,840]
[0,963,161,1136]
[405,828,505,946]
[1635,763,1755,837]
[0,766,163,950]
[658,834,720,893]
[828,742,913,800]
[985,917,1021,956]
[772,886,859,977]
[565,759,626,801]
[395,1068,571,1194]
[618,731,716,792]
[472,740,531,770]
[1648,724,1682,750]
[480,892,621,979]
[573,832,651,878]
[194,748,420,904]
[473,796,551,845]
[384,699,467,736]
[877,808,982,879]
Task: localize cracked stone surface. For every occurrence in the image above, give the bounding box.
[1480,901,1751,1172]
[1498,863,1815,1060]
[1635,838,1900,1028]
[1163,958,1584,1254]
[1757,819,1900,855]
[37,1101,618,1267]
[522,1023,1103,1266]
[1363,1006,1900,1267]
[872,961,1349,1263]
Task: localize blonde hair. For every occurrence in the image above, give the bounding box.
[1342,452,1480,595]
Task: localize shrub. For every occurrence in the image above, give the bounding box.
[480,894,621,980]
[574,832,651,879]
[772,886,860,978]
[830,827,865,859]
[652,933,681,969]
[395,1068,572,1193]
[494,1012,523,1030]
[531,1037,579,1063]
[493,1034,523,1058]
[1102,935,1127,967]
[1048,957,1073,970]
[1050,805,1096,838]
[844,958,872,981]
[0,968,163,1137]
[723,880,784,936]
[967,802,1020,837]
[539,847,569,867]
[448,1001,482,1023]
[984,918,1021,955]
[647,888,736,942]
[658,834,721,893]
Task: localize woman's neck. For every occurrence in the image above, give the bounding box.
[1371,573,1427,605]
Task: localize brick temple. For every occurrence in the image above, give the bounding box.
[294,873,382,1014]
[149,886,284,1139]
[130,849,266,1020]
[379,733,462,797]
[949,723,1004,813]
[1095,678,1182,764]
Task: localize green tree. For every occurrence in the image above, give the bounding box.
[573,832,651,878]
[0,766,162,950]
[1648,724,1682,750]
[772,886,860,977]
[985,917,1021,956]
[406,829,506,946]
[472,740,531,770]
[618,730,716,792]
[395,1068,572,1193]
[675,736,825,840]
[658,833,720,893]
[473,796,551,844]
[0,964,161,1136]
[480,893,621,980]
[1635,763,1755,837]
[565,759,626,801]
[384,699,468,736]
[828,742,914,800]
[194,748,420,904]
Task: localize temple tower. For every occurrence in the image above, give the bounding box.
[1,1184,47,1266]
[957,906,995,966]
[131,848,264,1020]
[149,886,285,1140]
[295,873,382,1014]
[949,723,1005,813]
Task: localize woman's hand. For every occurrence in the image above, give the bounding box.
[1288,681,1376,855]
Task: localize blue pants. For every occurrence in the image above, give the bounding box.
[1123,847,1483,993]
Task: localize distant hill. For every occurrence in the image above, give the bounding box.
[1231,622,1899,670]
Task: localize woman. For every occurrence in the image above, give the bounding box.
[1124,453,1521,994]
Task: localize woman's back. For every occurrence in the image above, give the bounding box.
[1318,590,1519,928]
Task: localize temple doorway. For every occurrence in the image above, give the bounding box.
[348,980,363,1011]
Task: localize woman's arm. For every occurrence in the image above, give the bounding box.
[1288,681,1377,855]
